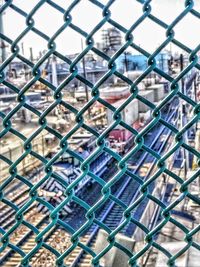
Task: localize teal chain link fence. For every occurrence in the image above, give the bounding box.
[1,0,200,266]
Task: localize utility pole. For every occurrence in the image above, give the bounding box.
[0,1,6,63]
[193,74,198,131]
[124,51,128,73]
[180,54,188,186]
[51,55,58,87]
[161,53,164,72]
[21,42,24,55]
[21,42,28,81]
[81,38,91,118]
[30,47,34,62]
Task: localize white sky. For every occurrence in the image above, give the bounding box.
[2,0,200,58]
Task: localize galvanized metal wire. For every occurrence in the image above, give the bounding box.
[0,0,200,266]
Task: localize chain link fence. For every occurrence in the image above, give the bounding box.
[0,0,200,266]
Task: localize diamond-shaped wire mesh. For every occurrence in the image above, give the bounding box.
[1,0,200,266]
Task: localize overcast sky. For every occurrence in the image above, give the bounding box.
[2,0,200,58]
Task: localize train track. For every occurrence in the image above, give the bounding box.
[140,85,194,265]
[0,104,177,266]
[0,209,47,266]
[0,170,47,266]
[27,105,178,267]
[68,117,175,267]
[0,168,45,232]
[137,142,184,267]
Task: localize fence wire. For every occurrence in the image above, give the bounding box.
[0,0,200,266]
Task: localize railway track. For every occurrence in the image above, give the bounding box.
[68,119,175,267]
[0,103,178,266]
[0,209,47,265]
[0,171,47,266]
[140,168,182,267]
[0,169,45,231]
[28,105,178,267]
